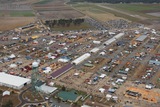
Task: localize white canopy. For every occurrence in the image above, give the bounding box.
[0,72,31,89]
[9,64,17,68]
[106,94,112,100]
[99,88,105,93]
[2,91,10,96]
[74,73,79,76]
[8,54,16,59]
[43,67,51,74]
[99,74,106,78]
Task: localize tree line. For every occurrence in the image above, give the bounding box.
[70,0,160,3]
[45,19,85,28]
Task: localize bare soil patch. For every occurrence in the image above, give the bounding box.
[0,17,35,31]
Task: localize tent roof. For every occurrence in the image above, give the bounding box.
[0,72,31,88]
[39,84,57,94]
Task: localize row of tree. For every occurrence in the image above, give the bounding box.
[70,0,160,3]
[45,19,85,27]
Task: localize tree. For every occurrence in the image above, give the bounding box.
[62,86,66,91]
[57,97,61,103]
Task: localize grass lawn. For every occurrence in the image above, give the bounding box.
[34,0,54,4]
[72,3,160,23]
[105,4,160,12]
[10,11,35,17]
[72,3,123,21]
[103,3,160,19]
[52,23,93,31]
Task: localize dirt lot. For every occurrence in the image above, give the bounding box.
[0,17,35,31]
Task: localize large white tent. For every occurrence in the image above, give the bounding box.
[0,72,31,90]
[71,53,91,65]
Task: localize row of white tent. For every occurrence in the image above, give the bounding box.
[71,33,125,65]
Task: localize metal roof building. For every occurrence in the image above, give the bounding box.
[103,33,124,46]
[51,63,73,79]
[103,38,116,46]
[71,53,91,65]
[0,72,31,90]
[90,47,100,53]
[114,33,124,39]
[136,35,147,42]
[36,84,57,94]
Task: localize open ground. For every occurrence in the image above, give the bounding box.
[71,3,123,22]
[33,0,85,20]
[0,0,36,31]
[0,17,35,31]
[71,3,160,24]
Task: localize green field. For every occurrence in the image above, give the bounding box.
[34,0,54,4]
[52,23,93,31]
[73,3,105,14]
[103,3,160,19]
[105,4,160,12]
[10,11,35,17]
[72,3,137,21]
[0,10,35,17]
[72,3,160,23]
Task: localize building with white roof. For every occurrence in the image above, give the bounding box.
[71,53,91,65]
[0,72,31,90]
[36,83,57,94]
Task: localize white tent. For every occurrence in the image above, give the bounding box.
[8,54,16,59]
[93,41,101,44]
[114,33,124,39]
[58,58,69,63]
[99,51,105,55]
[99,88,105,93]
[90,48,100,53]
[72,53,91,65]
[2,91,10,96]
[47,40,55,45]
[99,74,106,78]
[81,105,91,107]
[9,64,17,68]
[48,82,54,86]
[74,73,79,76]
[112,96,118,101]
[43,67,51,74]
[50,56,56,59]
[0,72,31,90]
[106,94,112,100]
[33,40,38,44]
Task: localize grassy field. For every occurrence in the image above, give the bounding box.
[34,0,54,4]
[0,17,35,31]
[72,3,123,22]
[0,10,35,17]
[52,23,93,31]
[10,11,35,17]
[72,3,160,23]
[103,3,160,19]
[105,4,160,12]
